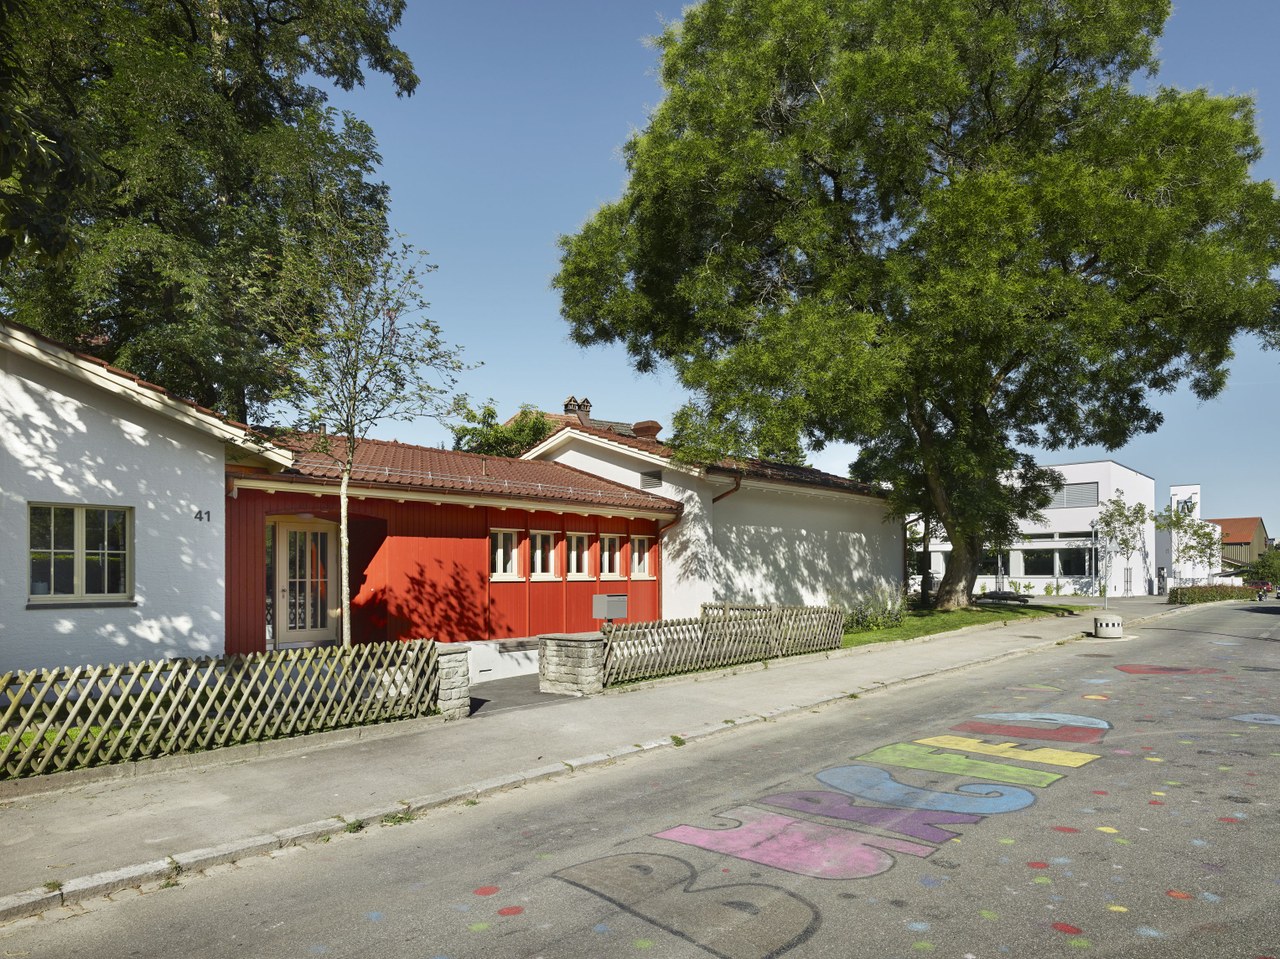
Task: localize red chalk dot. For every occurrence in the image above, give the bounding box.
[1166,890,1193,900]
[1092,791,1109,796]
[1218,817,1240,823]
[1141,746,1154,751]
[1028,862,1049,869]
[474,886,500,896]
[497,906,524,916]
[1052,923,1083,935]
[1052,826,1080,833]
[1149,800,1164,806]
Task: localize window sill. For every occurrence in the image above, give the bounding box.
[490,575,524,583]
[600,575,627,582]
[27,599,138,610]
[567,574,594,582]
[530,575,562,582]
[630,575,655,581]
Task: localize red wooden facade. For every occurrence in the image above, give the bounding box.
[224,487,663,655]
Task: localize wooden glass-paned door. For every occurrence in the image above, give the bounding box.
[277,524,337,643]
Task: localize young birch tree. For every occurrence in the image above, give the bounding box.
[281,236,465,648]
[1156,506,1223,586]
[1093,490,1153,596]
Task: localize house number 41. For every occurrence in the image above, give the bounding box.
[194,509,211,522]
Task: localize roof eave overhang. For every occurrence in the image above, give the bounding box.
[226,474,681,522]
[3,324,292,469]
[522,427,689,473]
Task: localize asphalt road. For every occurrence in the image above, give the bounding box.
[3,603,1278,959]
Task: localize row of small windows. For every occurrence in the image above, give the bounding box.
[915,547,1099,579]
[490,531,653,581]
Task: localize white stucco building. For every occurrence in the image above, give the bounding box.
[0,321,289,672]
[915,460,1157,597]
[523,407,903,617]
[1154,484,1223,586]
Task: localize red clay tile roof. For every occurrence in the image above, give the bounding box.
[251,434,681,514]
[541,423,886,499]
[1205,517,1266,544]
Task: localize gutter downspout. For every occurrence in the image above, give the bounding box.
[711,471,744,504]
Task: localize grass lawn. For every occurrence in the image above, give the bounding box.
[842,603,1090,648]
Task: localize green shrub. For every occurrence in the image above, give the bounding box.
[845,586,906,631]
[1167,584,1258,604]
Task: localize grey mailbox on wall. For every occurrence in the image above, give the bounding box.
[592,593,628,621]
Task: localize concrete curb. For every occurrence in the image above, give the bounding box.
[0,601,1197,925]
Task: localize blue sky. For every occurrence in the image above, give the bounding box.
[327,1,1279,534]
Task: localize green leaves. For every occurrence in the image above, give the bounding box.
[0,0,416,421]
[554,0,1280,605]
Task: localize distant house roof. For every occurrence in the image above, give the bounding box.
[1205,517,1267,544]
[228,434,681,518]
[532,420,887,500]
[1,319,290,467]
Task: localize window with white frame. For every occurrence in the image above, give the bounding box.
[631,536,652,578]
[489,530,520,579]
[600,534,623,578]
[566,533,590,579]
[530,531,558,579]
[28,504,133,602]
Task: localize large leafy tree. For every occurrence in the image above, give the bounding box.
[555,0,1280,608]
[0,0,416,421]
[450,399,555,458]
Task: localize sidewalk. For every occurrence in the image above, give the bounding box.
[0,596,1180,923]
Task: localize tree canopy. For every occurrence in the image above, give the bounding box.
[0,0,417,421]
[555,0,1280,608]
[450,400,555,458]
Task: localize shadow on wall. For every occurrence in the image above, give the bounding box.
[661,498,715,596]
[2,366,224,671]
[355,560,509,644]
[713,521,897,608]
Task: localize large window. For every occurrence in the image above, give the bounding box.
[567,533,590,579]
[977,550,1008,577]
[530,532,557,579]
[29,504,132,602]
[1058,548,1090,577]
[1022,549,1055,576]
[489,530,520,580]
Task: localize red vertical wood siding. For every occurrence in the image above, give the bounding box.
[224,488,663,654]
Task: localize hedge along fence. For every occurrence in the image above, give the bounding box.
[602,604,845,686]
[1167,584,1263,604]
[0,639,456,780]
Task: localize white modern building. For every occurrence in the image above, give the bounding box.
[1154,484,1225,586]
[915,460,1157,597]
[523,404,903,617]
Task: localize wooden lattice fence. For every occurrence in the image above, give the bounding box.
[0,640,441,780]
[602,604,844,685]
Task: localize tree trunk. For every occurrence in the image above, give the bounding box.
[339,467,352,648]
[935,533,981,610]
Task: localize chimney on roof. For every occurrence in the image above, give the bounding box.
[575,397,592,427]
[633,420,662,440]
[563,396,579,414]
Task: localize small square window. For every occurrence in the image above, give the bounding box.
[28,504,133,602]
